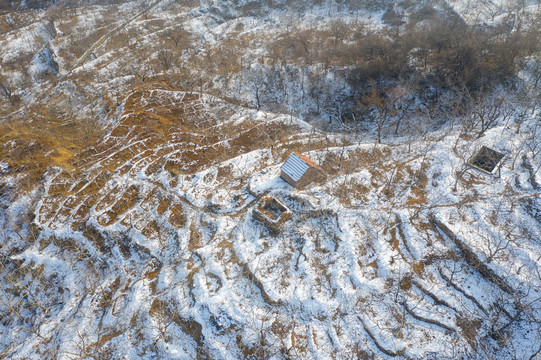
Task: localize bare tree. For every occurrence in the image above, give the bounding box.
[163,26,191,48]
[149,299,175,342]
[135,0,151,19]
[360,82,411,143]
[39,20,57,40]
[131,51,154,82]
[451,141,475,192]
[471,94,513,138]
[245,67,269,110]
[329,19,349,45]
[157,48,174,72]
[532,58,541,89]
[476,228,514,264]
[0,76,11,100]
[523,125,541,188]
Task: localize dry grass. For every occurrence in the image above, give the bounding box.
[168,203,186,227]
[406,166,429,206]
[144,259,162,281]
[157,198,169,215]
[459,172,487,189]
[321,147,390,177]
[456,316,481,346]
[389,227,400,252]
[0,109,101,192]
[399,276,412,291]
[111,187,140,216]
[0,14,13,33]
[412,261,425,275]
[141,220,161,239]
[104,31,130,53]
[188,220,202,251]
[333,178,371,206]
[95,328,124,348]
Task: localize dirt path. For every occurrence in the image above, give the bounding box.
[149,179,264,217]
[73,0,165,69]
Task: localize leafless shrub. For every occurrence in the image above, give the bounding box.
[157,48,174,72]
[163,25,191,48]
[0,76,11,101]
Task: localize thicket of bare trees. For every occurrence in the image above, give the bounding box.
[0,75,11,101]
[159,2,539,142]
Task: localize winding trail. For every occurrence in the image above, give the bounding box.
[73,0,165,69]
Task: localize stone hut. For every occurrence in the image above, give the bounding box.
[280,152,325,188]
[252,196,292,231]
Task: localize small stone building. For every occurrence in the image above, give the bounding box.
[467,146,505,175]
[252,196,292,231]
[280,152,325,188]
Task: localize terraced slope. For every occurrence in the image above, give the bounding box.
[37,84,300,234]
[0,1,540,358]
[0,82,540,359]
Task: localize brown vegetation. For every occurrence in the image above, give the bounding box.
[0,108,101,192]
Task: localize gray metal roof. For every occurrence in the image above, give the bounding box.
[281,153,310,182]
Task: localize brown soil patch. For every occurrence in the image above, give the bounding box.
[98,210,118,227]
[157,198,170,215]
[169,204,186,227]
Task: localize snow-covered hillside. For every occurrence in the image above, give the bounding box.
[0,1,540,359]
